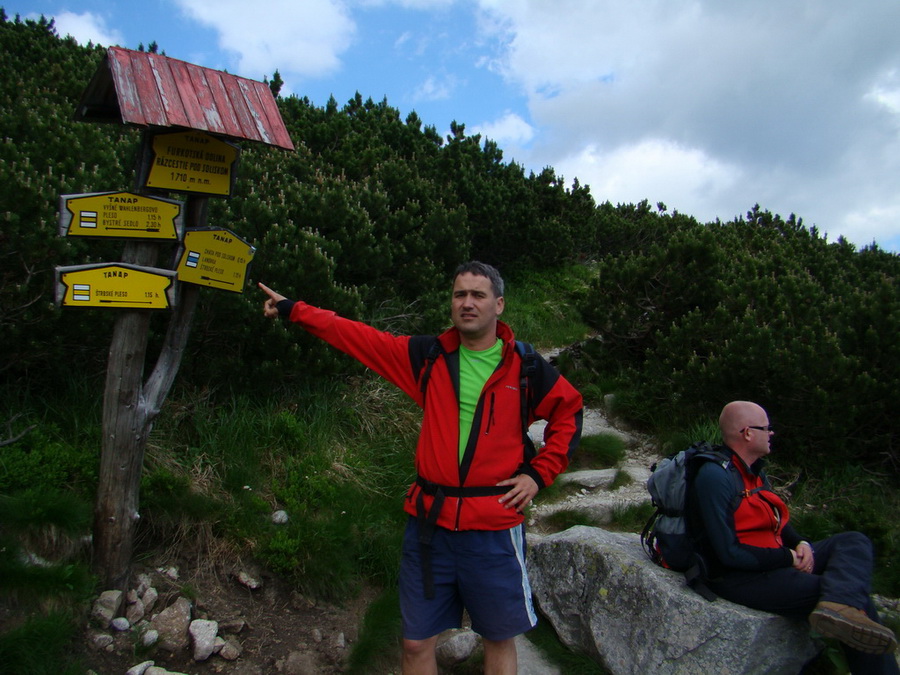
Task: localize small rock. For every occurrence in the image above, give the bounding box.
[142,586,159,615]
[158,566,179,581]
[219,616,247,634]
[220,638,243,661]
[311,628,323,643]
[125,661,155,675]
[141,629,159,647]
[135,573,153,596]
[272,509,289,524]
[281,651,318,675]
[237,571,262,590]
[88,630,114,650]
[91,590,123,626]
[126,597,146,624]
[110,616,131,631]
[189,618,219,661]
[150,596,192,652]
[436,629,480,667]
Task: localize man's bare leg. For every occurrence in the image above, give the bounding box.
[483,636,517,675]
[402,636,438,675]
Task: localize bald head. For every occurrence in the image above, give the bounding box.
[719,401,774,464]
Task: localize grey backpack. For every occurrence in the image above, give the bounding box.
[640,441,740,599]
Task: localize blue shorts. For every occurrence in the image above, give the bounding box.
[399,516,537,641]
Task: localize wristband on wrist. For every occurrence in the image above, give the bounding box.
[276,298,295,317]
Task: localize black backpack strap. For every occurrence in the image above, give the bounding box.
[684,556,718,601]
[515,341,539,460]
[417,339,444,397]
[414,476,512,599]
[640,508,664,566]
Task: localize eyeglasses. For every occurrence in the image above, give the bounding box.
[744,425,774,433]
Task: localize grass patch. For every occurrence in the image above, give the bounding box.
[346,587,403,674]
[606,502,656,533]
[608,469,633,490]
[570,433,626,470]
[139,377,418,601]
[0,611,84,675]
[525,619,609,674]
[541,509,605,532]
[503,264,594,350]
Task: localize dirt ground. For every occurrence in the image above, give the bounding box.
[79,552,385,675]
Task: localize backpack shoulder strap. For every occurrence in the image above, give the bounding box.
[515,341,539,459]
[417,339,445,396]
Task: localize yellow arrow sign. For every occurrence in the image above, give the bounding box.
[55,264,177,309]
[58,191,183,240]
[145,131,239,197]
[176,228,255,293]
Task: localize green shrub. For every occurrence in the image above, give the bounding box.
[577,206,900,473]
[0,421,96,495]
[657,418,722,457]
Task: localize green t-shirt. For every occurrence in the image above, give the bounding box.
[458,339,503,463]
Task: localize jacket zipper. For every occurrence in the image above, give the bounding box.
[485,392,496,434]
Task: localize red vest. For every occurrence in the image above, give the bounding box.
[732,457,791,549]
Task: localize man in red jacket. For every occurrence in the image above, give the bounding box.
[260,261,583,675]
[690,401,897,674]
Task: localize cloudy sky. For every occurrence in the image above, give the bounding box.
[13,0,900,251]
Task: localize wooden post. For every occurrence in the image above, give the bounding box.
[92,196,207,591]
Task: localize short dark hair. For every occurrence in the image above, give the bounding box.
[453,261,504,298]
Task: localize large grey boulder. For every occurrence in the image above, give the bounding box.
[528,526,821,675]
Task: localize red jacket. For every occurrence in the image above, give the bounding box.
[288,301,583,531]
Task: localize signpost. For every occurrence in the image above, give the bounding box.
[144,130,239,197]
[59,191,183,240]
[56,263,177,309]
[176,228,255,292]
[68,46,293,593]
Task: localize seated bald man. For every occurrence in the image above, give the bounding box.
[687,400,897,674]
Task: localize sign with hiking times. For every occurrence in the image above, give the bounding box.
[144,130,239,197]
[175,228,255,293]
[58,191,184,240]
[55,263,177,310]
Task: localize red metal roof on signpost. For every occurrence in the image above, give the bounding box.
[75,46,295,151]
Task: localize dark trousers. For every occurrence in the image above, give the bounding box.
[709,532,899,675]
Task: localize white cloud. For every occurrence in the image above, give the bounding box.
[473,0,900,250]
[173,0,356,79]
[411,74,456,102]
[46,11,124,47]
[551,139,741,217]
[866,70,900,118]
[472,111,534,146]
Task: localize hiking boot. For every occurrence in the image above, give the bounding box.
[809,601,898,654]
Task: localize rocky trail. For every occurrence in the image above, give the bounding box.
[79,399,662,675]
